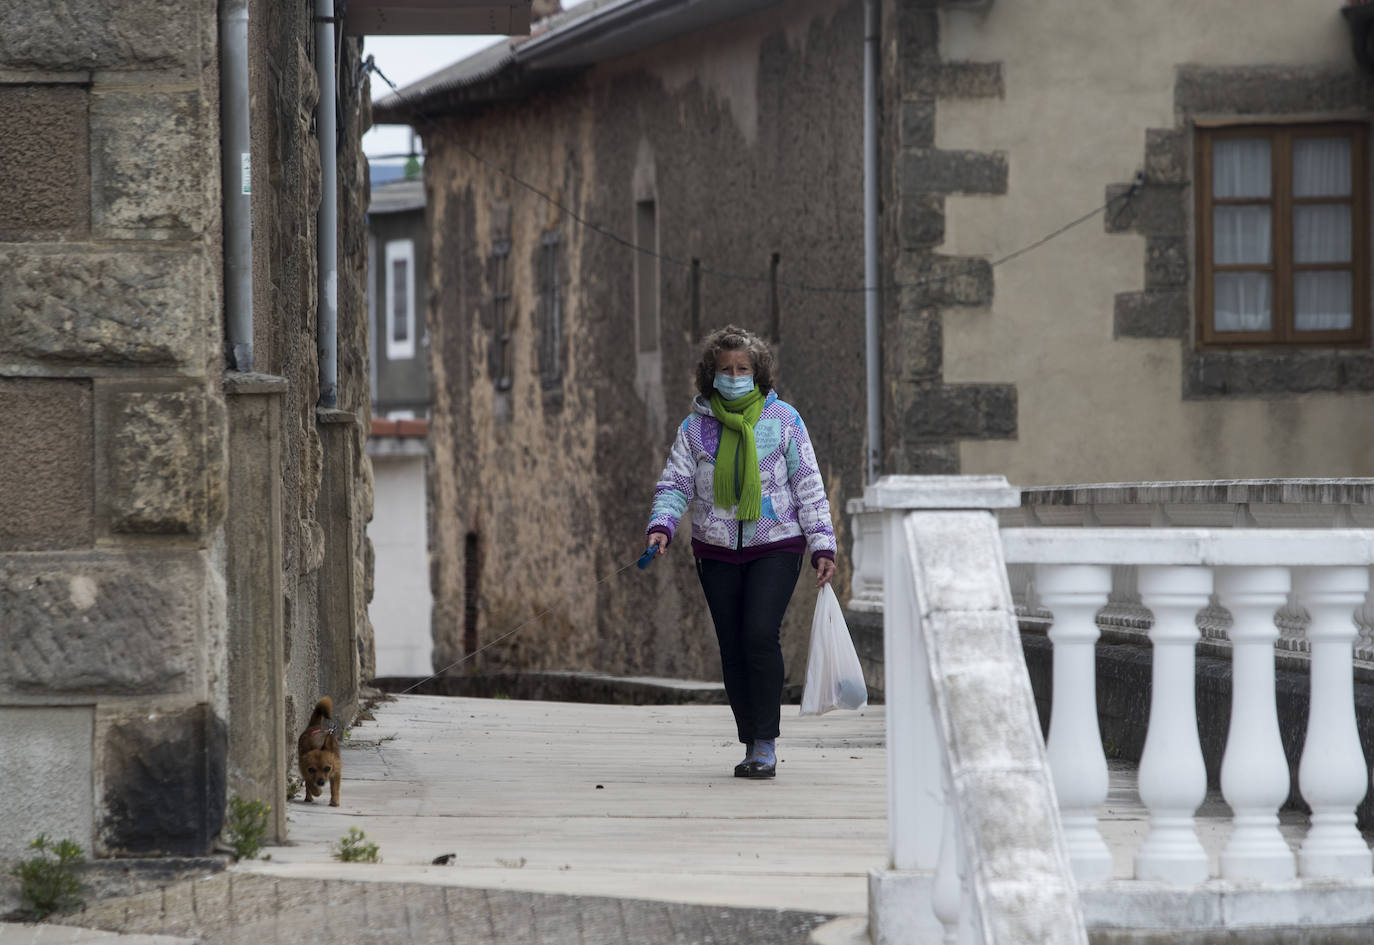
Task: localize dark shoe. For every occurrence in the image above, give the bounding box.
[746,761,776,779]
[734,740,753,777]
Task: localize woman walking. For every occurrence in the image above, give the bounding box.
[644,325,836,779]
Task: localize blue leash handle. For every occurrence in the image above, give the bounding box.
[636,546,658,569]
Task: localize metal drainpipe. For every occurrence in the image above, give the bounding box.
[863,0,881,485]
[316,0,339,408]
[221,0,253,372]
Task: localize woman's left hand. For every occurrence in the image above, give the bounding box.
[816,557,835,587]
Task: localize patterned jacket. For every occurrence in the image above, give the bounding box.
[647,392,837,566]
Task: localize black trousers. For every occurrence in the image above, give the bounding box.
[695,552,803,743]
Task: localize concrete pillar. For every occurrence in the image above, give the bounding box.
[317,408,362,726]
[224,373,289,841]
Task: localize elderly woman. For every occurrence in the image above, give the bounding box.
[644,325,836,780]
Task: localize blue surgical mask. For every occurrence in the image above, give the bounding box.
[713,373,755,399]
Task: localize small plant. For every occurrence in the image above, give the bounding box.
[333,827,381,863]
[223,796,271,861]
[286,774,302,803]
[9,834,85,920]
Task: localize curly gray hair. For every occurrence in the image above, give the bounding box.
[694,325,776,399]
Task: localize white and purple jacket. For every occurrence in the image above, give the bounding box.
[647,392,837,567]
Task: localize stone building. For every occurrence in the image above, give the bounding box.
[376,0,1374,688]
[367,175,436,677]
[0,0,374,874]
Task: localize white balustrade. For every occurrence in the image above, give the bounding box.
[1000,527,1374,897]
[860,475,1374,940]
[1134,564,1212,884]
[1214,566,1296,881]
[1294,566,1373,878]
[1036,564,1113,883]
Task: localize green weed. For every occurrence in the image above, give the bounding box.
[223,796,271,861]
[333,827,381,863]
[9,834,85,920]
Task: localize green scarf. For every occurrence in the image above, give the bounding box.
[710,389,765,521]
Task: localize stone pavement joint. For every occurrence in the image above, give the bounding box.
[27,874,833,945]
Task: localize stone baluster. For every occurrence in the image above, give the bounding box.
[1036,564,1113,883]
[1294,566,1373,878]
[1214,566,1297,881]
[932,778,963,945]
[846,499,884,613]
[1134,565,1212,884]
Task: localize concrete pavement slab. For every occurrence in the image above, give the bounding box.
[237,694,888,917]
[0,924,200,945]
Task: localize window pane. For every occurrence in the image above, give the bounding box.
[1295,271,1353,331]
[392,259,408,342]
[1213,206,1271,264]
[1213,138,1271,198]
[1294,204,1351,263]
[1214,272,1272,332]
[1293,137,1352,197]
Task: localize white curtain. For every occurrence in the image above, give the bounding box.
[1212,139,1272,331]
[1292,137,1354,331]
[1295,272,1353,331]
[1213,138,1271,198]
[1214,206,1272,264]
[1215,272,1272,332]
[1294,138,1351,197]
[1294,205,1351,264]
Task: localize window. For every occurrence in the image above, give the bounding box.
[635,198,659,353]
[488,237,513,390]
[384,239,416,359]
[1197,124,1368,347]
[538,230,562,388]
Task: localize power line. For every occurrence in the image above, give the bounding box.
[366,59,1137,298]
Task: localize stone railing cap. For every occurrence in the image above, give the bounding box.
[864,475,1021,511]
[1021,478,1374,507]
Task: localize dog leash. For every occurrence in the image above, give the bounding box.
[396,546,661,696]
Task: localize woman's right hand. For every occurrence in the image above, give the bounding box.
[646,532,670,556]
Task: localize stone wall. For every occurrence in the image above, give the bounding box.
[250,0,374,729]
[423,0,870,686]
[0,0,371,879]
[886,0,1014,476]
[0,0,231,866]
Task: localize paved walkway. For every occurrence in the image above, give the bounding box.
[8,692,1290,945]
[10,694,886,945]
[244,694,888,914]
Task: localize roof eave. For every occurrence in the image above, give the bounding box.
[371,0,785,122]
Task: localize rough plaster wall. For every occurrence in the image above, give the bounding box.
[426,0,867,685]
[935,0,1374,483]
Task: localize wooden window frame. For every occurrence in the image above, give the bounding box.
[538,229,562,390]
[1196,122,1369,349]
[384,239,415,361]
[488,236,513,391]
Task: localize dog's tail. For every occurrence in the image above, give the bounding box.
[308,697,333,729]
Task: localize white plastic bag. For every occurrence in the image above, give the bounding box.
[799,584,869,715]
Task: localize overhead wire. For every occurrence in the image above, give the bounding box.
[366,60,1141,299]
[365,55,1140,692]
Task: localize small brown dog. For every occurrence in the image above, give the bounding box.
[297,697,342,806]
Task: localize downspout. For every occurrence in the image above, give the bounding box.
[221,0,253,372]
[316,0,339,407]
[863,0,881,484]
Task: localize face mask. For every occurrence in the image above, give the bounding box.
[713,372,755,399]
